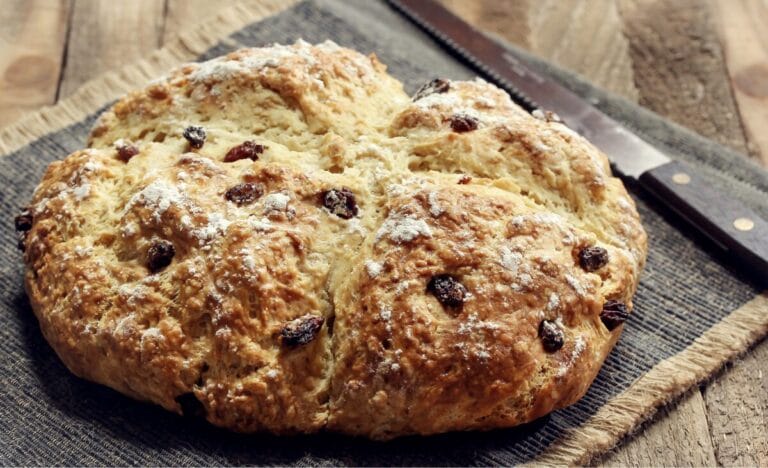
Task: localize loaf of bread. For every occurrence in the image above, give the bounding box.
[17,40,646,439]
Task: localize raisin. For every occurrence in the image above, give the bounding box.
[14,210,32,232]
[115,141,140,162]
[321,188,358,219]
[531,109,563,123]
[194,363,208,387]
[281,314,324,347]
[600,300,630,331]
[175,392,205,419]
[578,246,609,272]
[458,174,472,185]
[147,240,175,273]
[412,78,450,101]
[427,274,468,308]
[450,113,479,133]
[225,182,264,206]
[16,233,26,252]
[224,141,265,162]
[538,319,565,352]
[15,210,33,252]
[183,125,206,149]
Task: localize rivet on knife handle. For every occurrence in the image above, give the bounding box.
[639,160,768,279]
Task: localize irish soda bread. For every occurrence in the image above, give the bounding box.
[17,41,646,439]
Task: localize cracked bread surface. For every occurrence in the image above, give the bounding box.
[20,40,646,439]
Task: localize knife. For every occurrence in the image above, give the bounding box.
[389,0,768,281]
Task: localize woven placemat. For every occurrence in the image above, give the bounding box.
[1,1,766,465]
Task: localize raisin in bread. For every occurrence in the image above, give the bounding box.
[17,40,646,440]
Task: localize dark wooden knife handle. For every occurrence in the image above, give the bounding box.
[639,159,768,280]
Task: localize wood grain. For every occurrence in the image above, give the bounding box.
[438,0,531,51]
[713,0,768,166]
[528,0,639,101]
[0,0,71,127]
[599,391,718,467]
[617,0,753,158]
[58,0,165,98]
[703,339,768,466]
[164,0,224,45]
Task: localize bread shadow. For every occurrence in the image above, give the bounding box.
[14,290,550,466]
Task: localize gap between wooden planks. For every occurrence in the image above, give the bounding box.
[0,0,766,465]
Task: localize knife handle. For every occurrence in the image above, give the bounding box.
[638,160,768,280]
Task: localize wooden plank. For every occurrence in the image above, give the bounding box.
[438,0,531,50]
[163,0,227,45]
[439,0,637,101]
[527,0,639,101]
[0,0,71,127]
[58,0,165,99]
[702,339,768,466]
[598,390,718,467]
[712,0,768,166]
[617,0,753,158]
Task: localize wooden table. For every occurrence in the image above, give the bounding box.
[1,0,766,465]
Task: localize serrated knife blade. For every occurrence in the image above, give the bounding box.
[389,0,768,282]
[388,0,668,178]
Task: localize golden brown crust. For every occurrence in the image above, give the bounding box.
[20,40,646,439]
[328,185,620,438]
